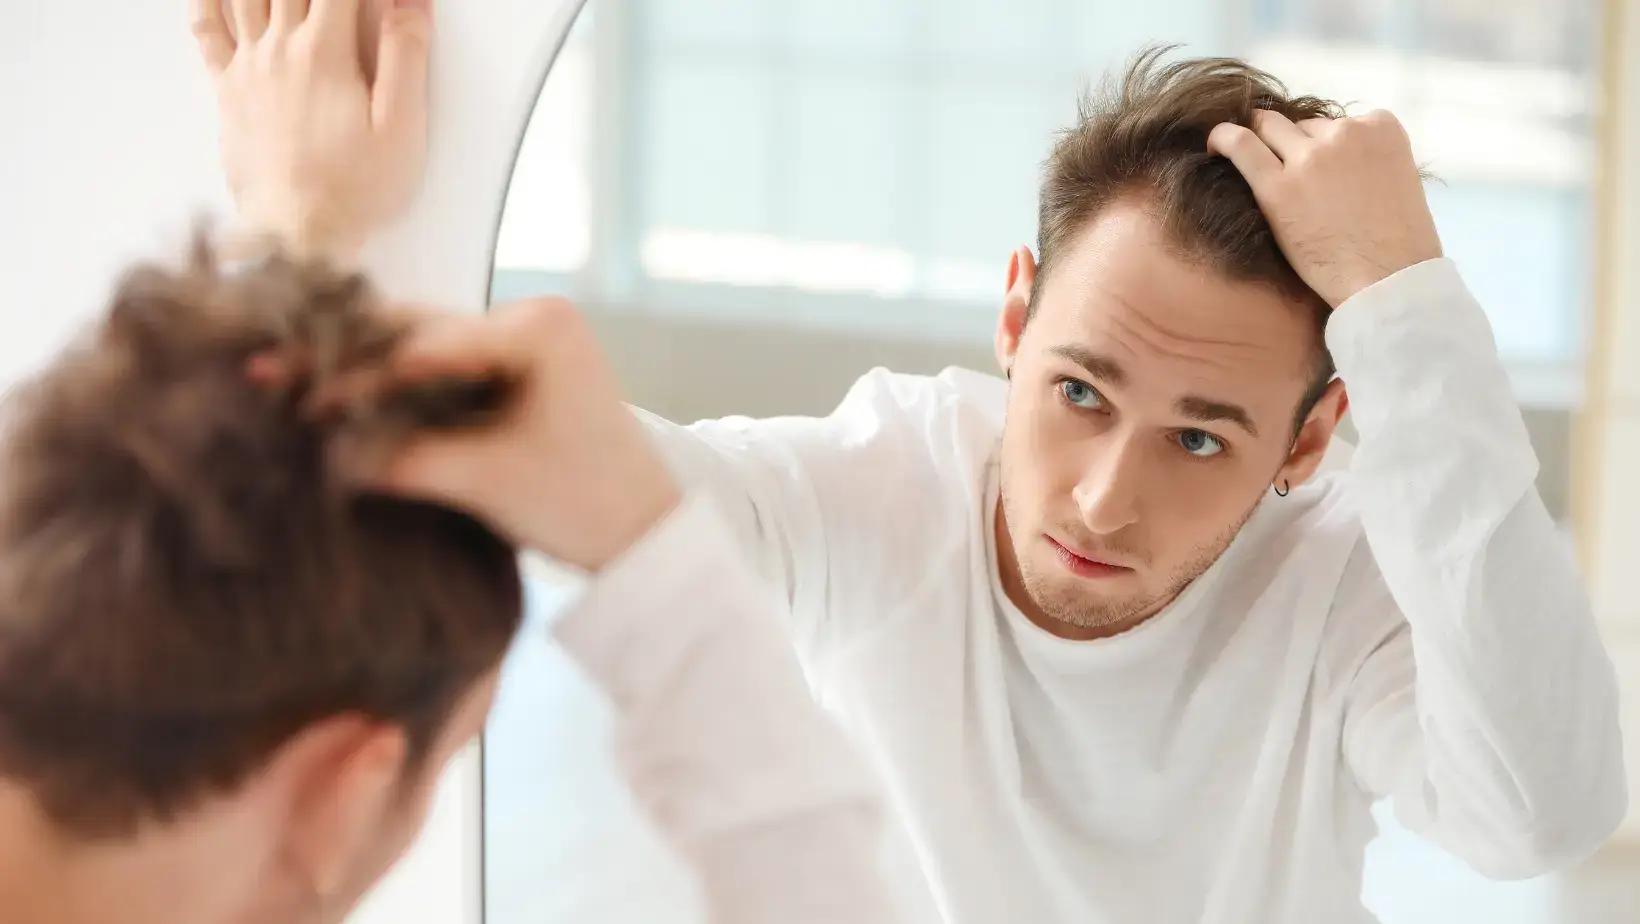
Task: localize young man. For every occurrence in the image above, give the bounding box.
[0,241,905,924]
[194,2,1629,922]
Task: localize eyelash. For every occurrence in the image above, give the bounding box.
[1053,376,1230,459]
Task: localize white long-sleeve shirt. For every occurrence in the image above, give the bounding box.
[584,257,1625,924]
[552,493,909,924]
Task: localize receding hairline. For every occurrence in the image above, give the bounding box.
[1023,195,1338,433]
[1028,191,1327,317]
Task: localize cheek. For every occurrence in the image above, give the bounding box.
[1142,460,1266,541]
[1004,401,1081,498]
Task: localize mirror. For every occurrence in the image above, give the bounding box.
[483,1,1604,922]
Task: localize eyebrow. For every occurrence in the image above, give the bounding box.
[1048,344,1128,387]
[1176,396,1258,438]
[1047,343,1260,438]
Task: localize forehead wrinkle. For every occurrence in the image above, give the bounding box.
[1089,292,1272,374]
[1045,235,1301,378]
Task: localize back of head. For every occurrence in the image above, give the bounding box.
[0,237,524,838]
[1036,46,1343,395]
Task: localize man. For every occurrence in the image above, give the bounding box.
[0,240,904,923]
[193,2,1629,922]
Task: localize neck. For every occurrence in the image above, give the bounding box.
[0,781,270,924]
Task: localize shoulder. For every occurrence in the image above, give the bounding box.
[795,366,1004,518]
[829,366,1006,440]
[710,365,1006,482]
[1227,445,1403,649]
[1268,460,1408,703]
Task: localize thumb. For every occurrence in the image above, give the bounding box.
[373,0,433,139]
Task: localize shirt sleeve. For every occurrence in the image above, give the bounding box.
[631,367,965,662]
[1328,258,1628,879]
[553,492,908,924]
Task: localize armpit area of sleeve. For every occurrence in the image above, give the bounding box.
[552,492,773,712]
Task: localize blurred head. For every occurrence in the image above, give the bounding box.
[994,49,1350,639]
[0,241,523,924]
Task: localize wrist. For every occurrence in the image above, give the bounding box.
[544,479,685,573]
[237,197,367,266]
[1335,253,1444,307]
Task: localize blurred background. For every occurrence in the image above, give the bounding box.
[483,1,1640,923]
[492,0,1592,417]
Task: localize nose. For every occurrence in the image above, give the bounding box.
[1072,438,1146,535]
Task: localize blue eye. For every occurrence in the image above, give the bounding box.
[1178,429,1225,458]
[1059,379,1104,409]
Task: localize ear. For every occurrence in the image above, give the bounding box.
[996,246,1037,375]
[271,715,411,902]
[1276,379,1348,490]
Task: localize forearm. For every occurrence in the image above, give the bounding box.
[1335,259,1627,870]
[553,493,904,924]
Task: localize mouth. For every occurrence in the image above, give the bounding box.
[1046,535,1132,579]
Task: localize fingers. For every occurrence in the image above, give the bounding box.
[269,0,310,33]
[1248,109,1311,161]
[191,0,237,73]
[308,0,362,53]
[1296,117,1333,139]
[393,311,536,383]
[248,299,560,421]
[373,1,433,138]
[245,300,442,389]
[375,437,486,512]
[1207,122,1282,186]
[230,0,271,42]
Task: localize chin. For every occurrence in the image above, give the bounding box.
[1025,563,1130,614]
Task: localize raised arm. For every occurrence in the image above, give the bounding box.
[305,292,908,922]
[1323,262,1624,875]
[191,0,866,657]
[1212,109,1627,876]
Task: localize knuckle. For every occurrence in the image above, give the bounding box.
[1213,123,1256,153]
[260,32,291,59]
[384,10,433,46]
[190,18,222,43]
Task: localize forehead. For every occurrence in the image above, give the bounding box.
[1031,202,1316,400]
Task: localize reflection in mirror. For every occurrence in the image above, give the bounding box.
[484,1,1609,922]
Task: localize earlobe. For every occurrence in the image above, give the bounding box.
[1276,379,1348,490]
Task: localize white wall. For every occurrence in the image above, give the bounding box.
[0,2,581,921]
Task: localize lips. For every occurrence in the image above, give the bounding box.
[1046,535,1132,578]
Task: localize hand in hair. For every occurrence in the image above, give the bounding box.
[254,287,682,572]
[0,231,525,836]
[1206,108,1443,308]
[192,0,433,259]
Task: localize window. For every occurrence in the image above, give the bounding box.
[1246,0,1598,369]
[494,0,1600,388]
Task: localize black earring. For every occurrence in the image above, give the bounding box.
[1273,479,1290,497]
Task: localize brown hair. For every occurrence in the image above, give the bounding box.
[1034,45,1343,425]
[0,236,524,838]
